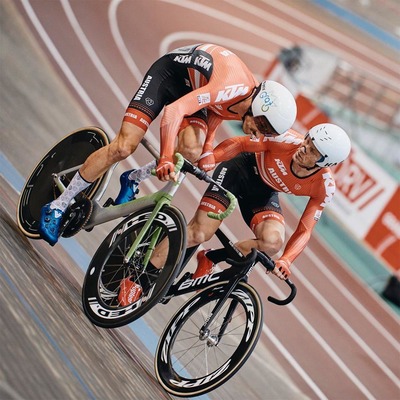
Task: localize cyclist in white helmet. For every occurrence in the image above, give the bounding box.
[38,43,297,246]
[150,123,352,285]
[308,123,352,167]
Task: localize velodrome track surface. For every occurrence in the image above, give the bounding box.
[1,1,399,399]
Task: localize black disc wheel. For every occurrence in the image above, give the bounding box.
[17,126,109,238]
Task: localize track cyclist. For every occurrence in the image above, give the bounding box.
[39,43,296,246]
[184,123,352,281]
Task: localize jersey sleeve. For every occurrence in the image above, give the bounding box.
[159,91,205,160]
[201,110,223,154]
[213,135,269,162]
[280,198,320,264]
[281,175,335,265]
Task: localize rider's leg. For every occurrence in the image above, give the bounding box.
[40,122,145,245]
[186,208,222,247]
[234,215,285,257]
[115,120,205,204]
[148,206,221,274]
[80,121,145,181]
[188,212,285,278]
[186,207,223,278]
[51,121,145,211]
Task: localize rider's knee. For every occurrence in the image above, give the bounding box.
[114,122,144,160]
[187,222,213,247]
[177,139,202,163]
[257,228,284,257]
[182,147,202,163]
[190,229,212,247]
[108,141,135,162]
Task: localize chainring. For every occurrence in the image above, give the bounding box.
[61,197,93,238]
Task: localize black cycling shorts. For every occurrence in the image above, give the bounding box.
[127,44,212,123]
[201,152,283,228]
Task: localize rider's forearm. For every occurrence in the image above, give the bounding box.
[204,112,222,154]
[213,136,266,163]
[213,137,245,162]
[281,221,312,265]
[202,129,215,154]
[159,123,178,161]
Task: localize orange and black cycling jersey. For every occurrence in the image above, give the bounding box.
[123,43,258,161]
[210,130,336,265]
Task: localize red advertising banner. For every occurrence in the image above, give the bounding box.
[365,187,400,270]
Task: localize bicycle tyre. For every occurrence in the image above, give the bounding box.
[16,126,110,238]
[82,205,187,328]
[155,281,263,397]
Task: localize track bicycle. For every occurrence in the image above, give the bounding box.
[16,126,297,397]
[153,228,297,397]
[16,126,236,327]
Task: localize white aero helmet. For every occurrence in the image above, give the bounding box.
[309,123,351,167]
[251,80,297,134]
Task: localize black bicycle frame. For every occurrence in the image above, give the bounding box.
[162,228,296,307]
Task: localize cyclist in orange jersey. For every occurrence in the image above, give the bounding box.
[187,123,351,280]
[39,43,296,246]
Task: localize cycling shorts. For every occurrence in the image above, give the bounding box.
[198,153,284,231]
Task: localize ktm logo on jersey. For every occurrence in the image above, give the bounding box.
[174,55,192,64]
[216,84,249,102]
[273,133,303,145]
[274,159,288,175]
[194,55,212,71]
[320,172,335,207]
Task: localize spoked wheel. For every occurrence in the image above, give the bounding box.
[16,126,109,238]
[155,281,263,397]
[82,205,187,328]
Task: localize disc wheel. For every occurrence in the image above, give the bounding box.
[17,126,109,238]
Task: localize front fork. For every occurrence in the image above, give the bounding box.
[199,279,241,343]
[123,171,187,264]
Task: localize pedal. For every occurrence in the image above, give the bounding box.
[103,197,115,207]
[61,198,93,238]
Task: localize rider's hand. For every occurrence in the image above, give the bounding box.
[156,156,176,181]
[198,151,216,172]
[272,258,291,280]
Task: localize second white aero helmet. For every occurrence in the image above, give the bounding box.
[308,123,351,167]
[251,80,297,134]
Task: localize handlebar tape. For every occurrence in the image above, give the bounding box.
[268,280,297,306]
[207,191,237,220]
[152,153,237,220]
